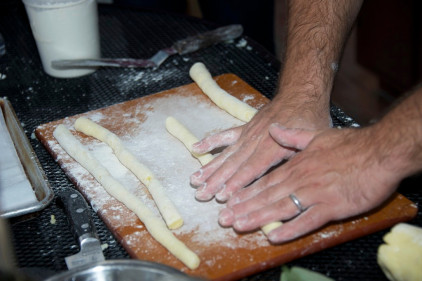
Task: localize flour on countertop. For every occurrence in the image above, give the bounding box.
[115,68,180,94]
[49,93,271,251]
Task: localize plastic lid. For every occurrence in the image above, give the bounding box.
[22,0,88,8]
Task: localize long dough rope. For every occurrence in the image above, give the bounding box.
[189,62,258,123]
[165,116,282,235]
[74,117,183,230]
[53,124,200,270]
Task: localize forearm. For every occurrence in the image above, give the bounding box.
[275,0,363,110]
[371,86,422,181]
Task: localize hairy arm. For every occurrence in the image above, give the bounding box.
[190,0,364,202]
[276,0,363,114]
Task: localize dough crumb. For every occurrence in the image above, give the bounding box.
[50,215,56,224]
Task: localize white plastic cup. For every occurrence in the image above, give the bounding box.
[22,0,100,78]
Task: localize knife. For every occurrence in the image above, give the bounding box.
[58,189,105,270]
[52,24,243,69]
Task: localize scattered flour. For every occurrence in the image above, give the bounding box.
[49,92,271,255]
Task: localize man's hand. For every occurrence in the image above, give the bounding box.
[218,124,400,243]
[189,0,364,203]
[190,100,331,202]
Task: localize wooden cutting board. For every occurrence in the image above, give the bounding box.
[36,73,418,281]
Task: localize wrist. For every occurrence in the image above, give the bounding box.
[370,112,422,182]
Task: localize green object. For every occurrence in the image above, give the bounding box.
[280,266,335,281]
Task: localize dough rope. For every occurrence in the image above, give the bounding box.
[74,117,183,230]
[189,62,257,123]
[190,62,282,234]
[53,124,200,270]
[165,116,282,235]
[165,116,214,166]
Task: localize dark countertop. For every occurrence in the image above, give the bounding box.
[0,2,420,281]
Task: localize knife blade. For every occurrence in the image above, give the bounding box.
[51,24,243,69]
[58,189,105,270]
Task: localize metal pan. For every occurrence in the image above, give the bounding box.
[44,259,206,281]
[0,98,53,218]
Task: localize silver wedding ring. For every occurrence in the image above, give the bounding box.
[289,193,305,213]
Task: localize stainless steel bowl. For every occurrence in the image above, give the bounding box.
[44,260,205,281]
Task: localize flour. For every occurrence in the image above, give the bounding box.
[49,92,270,252]
[115,68,180,94]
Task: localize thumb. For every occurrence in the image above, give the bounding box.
[269,123,317,150]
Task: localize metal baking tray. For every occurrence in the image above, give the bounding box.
[0,98,54,218]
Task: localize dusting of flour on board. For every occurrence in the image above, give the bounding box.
[49,91,270,256]
[122,93,270,249]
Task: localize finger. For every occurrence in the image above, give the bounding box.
[195,181,224,201]
[219,176,285,227]
[215,138,292,202]
[195,147,248,201]
[218,207,235,226]
[190,151,230,187]
[269,123,317,150]
[226,169,289,208]
[231,188,311,232]
[194,147,246,201]
[220,177,288,227]
[192,127,242,154]
[228,185,297,221]
[267,204,334,243]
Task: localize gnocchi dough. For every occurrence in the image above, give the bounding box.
[53,125,200,270]
[189,62,257,122]
[261,221,283,235]
[377,223,422,281]
[74,117,182,230]
[165,116,214,166]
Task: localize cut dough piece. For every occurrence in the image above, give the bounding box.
[377,223,422,281]
[189,62,257,122]
[74,117,182,230]
[165,116,282,235]
[53,124,200,270]
[165,116,214,166]
[261,221,283,235]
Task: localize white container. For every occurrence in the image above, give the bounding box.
[22,0,100,78]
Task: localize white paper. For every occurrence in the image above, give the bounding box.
[0,106,38,213]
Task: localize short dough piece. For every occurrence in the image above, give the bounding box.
[261,221,283,235]
[165,116,282,235]
[53,125,200,270]
[165,116,214,166]
[74,117,182,230]
[189,62,257,122]
[377,223,422,281]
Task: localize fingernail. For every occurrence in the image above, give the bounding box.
[196,182,207,193]
[267,232,280,243]
[195,183,213,201]
[190,169,203,185]
[191,169,203,179]
[192,141,201,151]
[218,208,234,226]
[215,184,229,202]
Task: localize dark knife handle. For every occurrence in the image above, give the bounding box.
[173,24,243,55]
[58,189,98,242]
